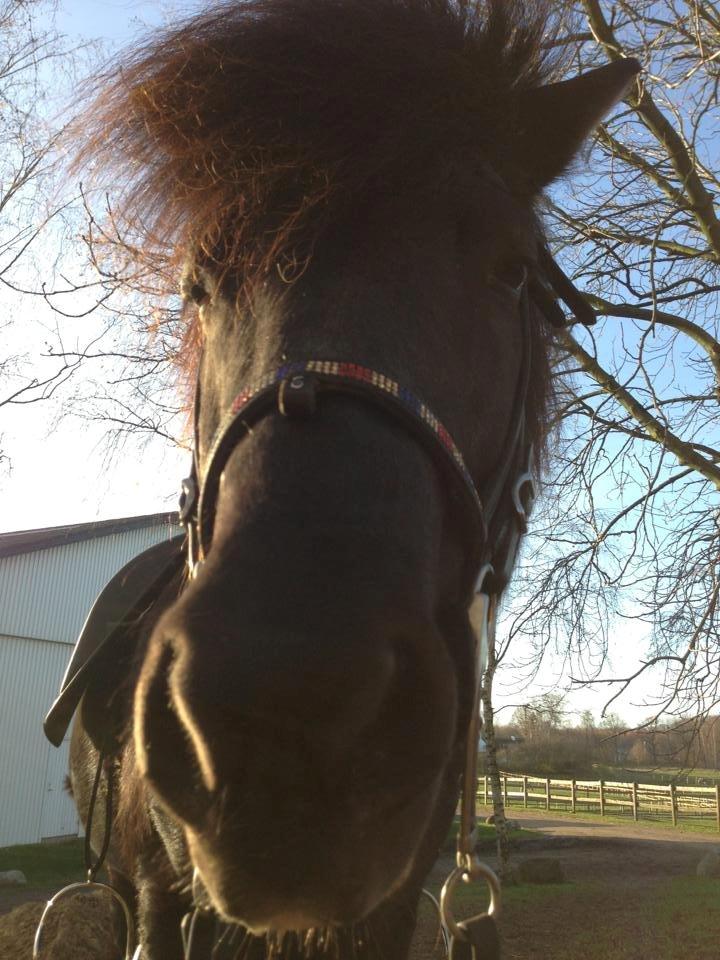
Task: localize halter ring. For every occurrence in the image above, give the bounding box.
[440,856,502,940]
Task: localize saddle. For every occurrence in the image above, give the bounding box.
[43,534,185,749]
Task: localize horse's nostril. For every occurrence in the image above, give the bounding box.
[135,642,214,825]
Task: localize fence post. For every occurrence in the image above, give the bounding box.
[571,779,577,814]
[503,775,508,806]
[484,775,488,804]
[716,785,720,832]
[670,784,677,826]
[632,782,639,821]
[545,778,551,811]
[599,780,605,816]
[523,775,528,809]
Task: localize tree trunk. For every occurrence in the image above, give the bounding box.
[480,649,512,883]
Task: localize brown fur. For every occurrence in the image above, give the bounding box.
[115,739,154,873]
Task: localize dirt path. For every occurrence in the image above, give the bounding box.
[506,807,720,847]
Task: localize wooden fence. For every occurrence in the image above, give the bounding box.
[480,773,720,830]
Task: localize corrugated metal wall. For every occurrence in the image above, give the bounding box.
[0,634,78,846]
[0,520,180,644]
[0,518,181,847]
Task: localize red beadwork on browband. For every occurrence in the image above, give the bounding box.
[221,360,473,486]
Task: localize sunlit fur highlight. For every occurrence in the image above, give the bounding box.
[74,0,560,297]
[73,0,561,454]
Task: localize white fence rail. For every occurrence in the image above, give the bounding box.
[480,773,720,830]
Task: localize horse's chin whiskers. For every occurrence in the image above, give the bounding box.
[169,874,193,898]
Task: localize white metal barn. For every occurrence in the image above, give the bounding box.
[0,512,180,847]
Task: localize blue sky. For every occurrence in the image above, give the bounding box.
[56,0,175,45]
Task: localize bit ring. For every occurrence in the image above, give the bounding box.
[439,857,501,940]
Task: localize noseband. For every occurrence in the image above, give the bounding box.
[179,283,537,593]
[179,359,525,583]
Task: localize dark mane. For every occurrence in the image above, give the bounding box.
[77,0,559,291]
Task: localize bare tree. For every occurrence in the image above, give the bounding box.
[0,0,92,465]
[501,0,720,727]
[479,613,513,881]
[0,1,191,475]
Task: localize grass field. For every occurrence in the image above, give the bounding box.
[500,877,720,960]
[499,764,720,788]
[485,772,720,833]
[0,839,85,889]
[591,765,720,787]
[428,859,720,960]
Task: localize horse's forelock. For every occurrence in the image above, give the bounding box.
[70,0,561,454]
[73,0,561,290]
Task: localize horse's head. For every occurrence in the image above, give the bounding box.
[84,0,638,936]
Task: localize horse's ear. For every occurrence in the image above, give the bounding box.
[513,58,641,192]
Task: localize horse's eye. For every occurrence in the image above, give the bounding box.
[189,283,209,306]
[492,258,529,294]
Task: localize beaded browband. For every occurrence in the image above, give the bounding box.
[232,361,474,485]
[179,359,489,579]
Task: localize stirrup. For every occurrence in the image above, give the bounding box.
[33,877,136,960]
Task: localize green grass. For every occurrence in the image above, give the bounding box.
[502,764,720,787]
[442,818,538,855]
[0,839,86,889]
[428,874,720,959]
[534,878,720,960]
[453,873,573,905]
[478,797,720,836]
[593,764,720,787]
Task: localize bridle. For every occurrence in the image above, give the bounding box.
[175,269,547,954]
[173,243,596,955]
[179,266,539,581]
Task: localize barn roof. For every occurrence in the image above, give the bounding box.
[0,512,179,559]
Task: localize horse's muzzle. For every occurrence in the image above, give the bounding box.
[133,570,458,929]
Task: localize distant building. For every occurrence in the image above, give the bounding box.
[0,513,180,847]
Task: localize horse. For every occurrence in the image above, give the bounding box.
[56,1,639,957]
